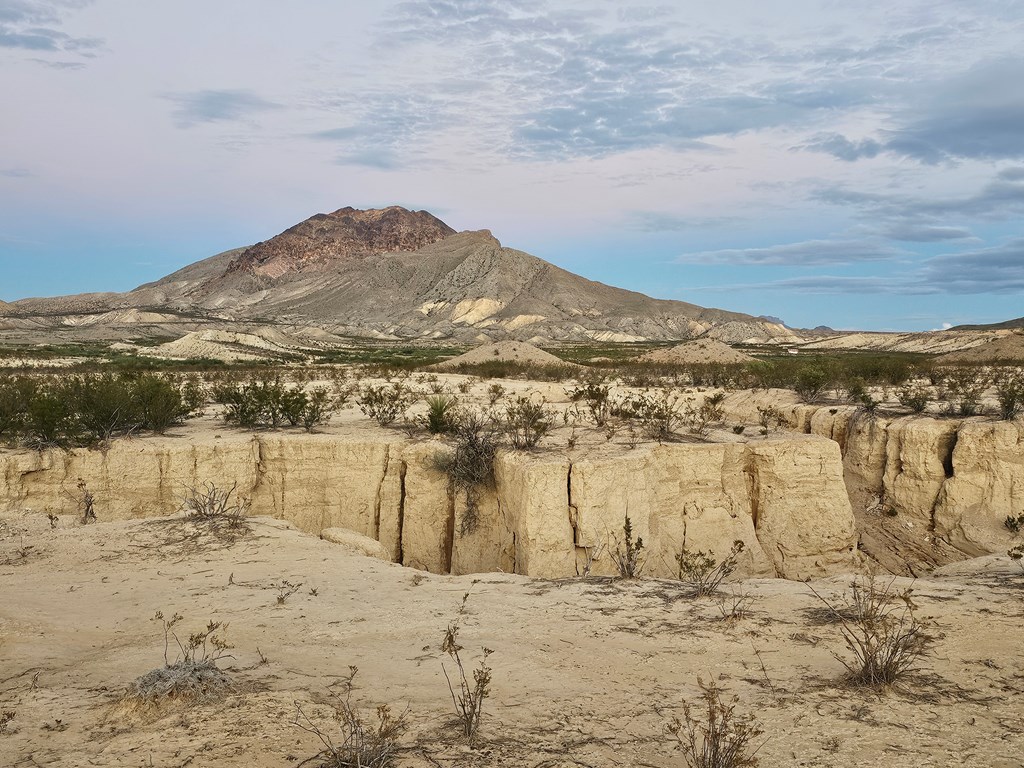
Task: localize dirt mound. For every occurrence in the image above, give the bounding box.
[638,339,754,365]
[937,331,1024,363]
[434,341,572,369]
[141,330,297,362]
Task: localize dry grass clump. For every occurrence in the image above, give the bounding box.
[122,611,233,710]
[669,677,765,768]
[611,515,645,579]
[292,666,408,768]
[809,575,930,690]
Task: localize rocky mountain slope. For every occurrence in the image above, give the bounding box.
[0,206,796,345]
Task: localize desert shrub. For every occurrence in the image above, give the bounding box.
[896,384,930,414]
[182,482,250,530]
[1004,513,1024,534]
[669,677,764,768]
[300,387,334,432]
[625,390,684,441]
[612,515,645,578]
[132,373,202,433]
[676,541,745,597]
[502,396,552,449]
[940,367,990,417]
[441,602,493,744]
[215,376,286,428]
[424,394,460,434]
[293,666,407,768]
[434,412,500,535]
[755,405,786,436]
[69,374,137,442]
[22,384,80,448]
[0,375,34,441]
[793,365,831,403]
[809,575,929,689]
[486,383,506,406]
[566,380,614,426]
[685,393,725,439]
[993,369,1024,421]
[125,611,232,705]
[358,383,415,426]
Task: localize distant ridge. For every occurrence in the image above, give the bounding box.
[2,205,801,345]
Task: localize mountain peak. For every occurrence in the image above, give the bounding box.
[226,205,456,281]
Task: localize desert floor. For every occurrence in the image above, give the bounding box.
[2,512,1022,768]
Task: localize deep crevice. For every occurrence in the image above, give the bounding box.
[396,460,407,564]
[941,429,958,479]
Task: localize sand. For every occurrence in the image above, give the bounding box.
[1,511,1022,767]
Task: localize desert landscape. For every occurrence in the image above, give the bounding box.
[2,206,1024,767]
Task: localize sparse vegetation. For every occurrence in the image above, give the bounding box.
[293,666,407,768]
[502,396,552,449]
[612,515,645,578]
[993,369,1024,421]
[358,383,415,426]
[809,575,930,689]
[434,412,500,535]
[669,677,764,768]
[677,541,745,597]
[441,598,493,744]
[124,611,232,706]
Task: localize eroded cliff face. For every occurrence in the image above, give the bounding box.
[724,390,1024,573]
[0,432,857,580]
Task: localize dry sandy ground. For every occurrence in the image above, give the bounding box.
[1,512,1022,768]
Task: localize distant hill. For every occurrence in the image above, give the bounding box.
[3,206,799,345]
[951,317,1024,331]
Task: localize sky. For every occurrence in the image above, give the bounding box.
[2,1,1024,331]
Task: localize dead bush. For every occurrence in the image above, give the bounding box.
[441,597,493,744]
[669,677,765,768]
[292,666,408,768]
[433,412,500,535]
[123,611,232,707]
[809,575,930,689]
[181,482,251,536]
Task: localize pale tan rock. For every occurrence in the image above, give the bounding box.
[748,437,859,578]
[320,527,391,560]
[494,450,576,578]
[934,420,1024,556]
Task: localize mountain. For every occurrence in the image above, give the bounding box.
[951,317,1024,331]
[2,206,800,345]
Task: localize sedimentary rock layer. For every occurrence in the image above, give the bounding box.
[0,432,857,580]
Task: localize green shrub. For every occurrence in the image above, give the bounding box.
[358,383,414,426]
[503,396,552,449]
[896,384,930,414]
[794,366,831,403]
[612,515,645,578]
[993,370,1024,421]
[941,367,989,417]
[566,380,614,426]
[434,412,500,535]
[424,394,460,434]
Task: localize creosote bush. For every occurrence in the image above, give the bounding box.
[669,677,764,768]
[503,396,552,449]
[809,575,930,689]
[1008,544,1024,572]
[993,369,1024,421]
[358,383,415,426]
[677,540,745,597]
[292,666,407,768]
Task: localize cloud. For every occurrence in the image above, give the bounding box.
[735,238,1024,295]
[0,167,33,178]
[677,238,907,266]
[164,90,281,128]
[627,211,740,232]
[879,224,974,242]
[0,0,101,59]
[807,58,1024,164]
